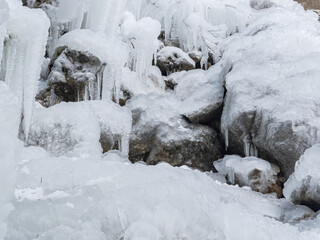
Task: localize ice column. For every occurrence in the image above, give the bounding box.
[0,82,20,240]
[2,0,50,140]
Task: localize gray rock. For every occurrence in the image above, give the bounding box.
[36,47,106,107]
[156,47,195,76]
[127,94,224,171]
[284,144,320,211]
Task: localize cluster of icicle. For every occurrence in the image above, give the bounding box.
[46,0,252,104]
[0,0,253,157]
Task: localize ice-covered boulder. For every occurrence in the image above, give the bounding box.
[220,6,320,178]
[214,155,282,197]
[156,46,195,76]
[176,66,225,124]
[283,144,320,211]
[127,94,224,171]
[27,101,131,157]
[119,66,165,106]
[37,47,106,107]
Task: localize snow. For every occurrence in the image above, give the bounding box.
[3,150,319,240]
[0,82,21,239]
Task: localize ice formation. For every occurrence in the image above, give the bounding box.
[0,82,20,239]
[1,0,320,239]
[2,0,49,140]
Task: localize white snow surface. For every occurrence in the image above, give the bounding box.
[4,149,320,240]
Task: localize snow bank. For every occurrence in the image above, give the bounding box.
[5,151,319,240]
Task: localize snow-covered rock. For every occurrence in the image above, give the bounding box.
[27,101,131,158]
[128,94,224,171]
[220,5,320,178]
[27,102,102,158]
[214,155,282,197]
[156,46,195,76]
[284,144,320,211]
[37,47,106,107]
[177,66,225,124]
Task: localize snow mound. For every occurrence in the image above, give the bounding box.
[5,151,319,240]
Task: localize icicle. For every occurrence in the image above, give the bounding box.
[243,135,251,157]
[84,84,88,101]
[120,134,130,155]
[224,128,229,151]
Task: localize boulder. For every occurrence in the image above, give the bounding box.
[119,66,165,106]
[283,144,320,211]
[220,9,320,178]
[27,101,132,157]
[175,66,224,124]
[127,94,224,171]
[156,46,195,76]
[36,47,106,107]
[214,155,282,197]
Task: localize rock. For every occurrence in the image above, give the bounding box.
[214,155,282,197]
[279,201,314,223]
[188,50,215,70]
[220,9,320,178]
[294,0,320,10]
[36,47,106,107]
[283,144,320,211]
[250,0,274,10]
[127,94,224,171]
[176,66,225,124]
[156,46,195,76]
[22,0,53,8]
[119,66,166,106]
[27,101,132,157]
[158,30,180,48]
